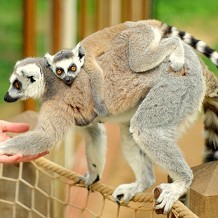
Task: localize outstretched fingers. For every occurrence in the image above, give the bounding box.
[0,120,30,133]
[0,151,49,164]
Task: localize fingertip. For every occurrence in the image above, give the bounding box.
[18,124,30,132]
[2,122,30,133]
[16,153,24,159]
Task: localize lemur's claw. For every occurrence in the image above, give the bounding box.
[79,173,100,188]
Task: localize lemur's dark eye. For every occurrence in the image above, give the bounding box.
[56,68,64,75]
[13,80,22,90]
[27,76,35,83]
[70,65,77,72]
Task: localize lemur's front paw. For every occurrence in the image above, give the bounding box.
[80,161,102,187]
[80,172,100,187]
[154,183,186,214]
[0,148,12,155]
[169,55,184,71]
[112,182,145,205]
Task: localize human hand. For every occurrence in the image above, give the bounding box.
[0,120,48,163]
[0,120,29,142]
[0,151,49,164]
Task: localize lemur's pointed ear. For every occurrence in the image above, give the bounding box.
[44,53,54,67]
[14,60,21,68]
[73,43,85,63]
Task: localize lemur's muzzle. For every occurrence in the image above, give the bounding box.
[63,76,74,85]
[4,92,18,103]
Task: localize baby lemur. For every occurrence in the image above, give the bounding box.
[2,20,218,214]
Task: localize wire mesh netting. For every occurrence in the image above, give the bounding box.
[0,158,198,218]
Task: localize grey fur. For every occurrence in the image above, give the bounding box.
[1,41,218,214]
[53,49,74,63]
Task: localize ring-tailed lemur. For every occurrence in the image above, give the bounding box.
[3,37,218,214]
[45,19,218,87]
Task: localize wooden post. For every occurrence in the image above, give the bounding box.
[142,0,152,19]
[52,0,61,53]
[121,0,151,22]
[131,0,144,21]
[79,0,87,39]
[109,0,121,26]
[95,0,110,31]
[188,161,218,217]
[61,0,77,48]
[22,0,36,111]
[121,0,132,22]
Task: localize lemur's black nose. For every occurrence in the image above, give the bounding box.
[4,92,18,103]
[63,76,74,85]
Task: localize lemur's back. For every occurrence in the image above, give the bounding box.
[97,38,205,121]
[81,23,126,58]
[81,20,163,60]
[82,19,218,69]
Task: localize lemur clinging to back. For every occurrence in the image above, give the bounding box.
[2,20,218,214]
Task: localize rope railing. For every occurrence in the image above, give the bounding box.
[34,157,199,218]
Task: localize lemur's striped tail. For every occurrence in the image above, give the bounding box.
[203,97,218,162]
[203,70,218,162]
[162,24,218,67]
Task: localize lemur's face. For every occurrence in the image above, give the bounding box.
[45,43,85,85]
[51,57,82,85]
[4,61,45,103]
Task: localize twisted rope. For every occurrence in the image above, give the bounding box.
[33,157,153,203]
[33,157,198,218]
[171,201,198,218]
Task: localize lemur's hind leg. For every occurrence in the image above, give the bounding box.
[112,124,155,204]
[79,123,107,186]
[131,125,192,214]
[128,24,184,72]
[129,86,194,214]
